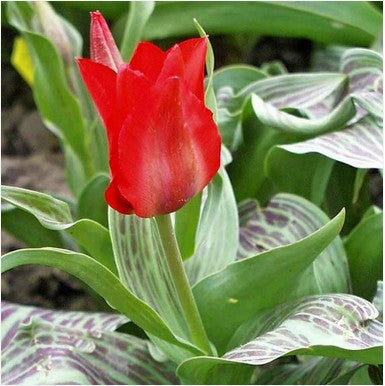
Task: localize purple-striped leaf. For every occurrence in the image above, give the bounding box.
[223,294,383,365]
[278,48,383,169]
[373,281,383,322]
[238,194,350,295]
[281,115,383,169]
[1,301,178,385]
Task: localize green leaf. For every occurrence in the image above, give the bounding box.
[254,357,346,385]
[175,193,202,260]
[77,173,109,228]
[1,301,178,385]
[1,205,65,248]
[177,357,254,385]
[193,208,345,352]
[344,210,383,300]
[1,185,115,274]
[116,2,381,45]
[7,3,92,194]
[120,1,155,61]
[1,248,202,357]
[266,148,335,205]
[184,169,239,286]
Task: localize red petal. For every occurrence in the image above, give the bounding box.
[176,37,207,100]
[90,10,123,71]
[105,178,134,214]
[117,76,221,218]
[129,41,166,82]
[116,64,152,125]
[77,58,117,139]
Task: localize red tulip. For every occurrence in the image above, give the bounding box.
[77,12,221,217]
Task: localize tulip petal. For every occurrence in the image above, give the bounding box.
[77,58,117,136]
[90,10,123,71]
[116,76,221,218]
[176,37,207,100]
[105,178,134,214]
[116,64,152,125]
[129,41,166,82]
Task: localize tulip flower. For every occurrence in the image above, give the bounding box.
[77,11,221,218]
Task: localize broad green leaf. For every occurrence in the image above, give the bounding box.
[77,173,109,228]
[177,357,254,385]
[116,2,381,45]
[108,208,189,342]
[265,148,335,205]
[254,357,346,385]
[184,169,238,286]
[1,205,65,248]
[251,93,356,136]
[328,364,370,385]
[281,115,383,169]
[1,301,178,385]
[175,193,202,260]
[120,1,155,61]
[193,208,345,352]
[179,294,383,384]
[1,248,202,356]
[1,185,115,274]
[344,211,383,300]
[237,194,350,295]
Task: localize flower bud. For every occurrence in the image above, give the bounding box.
[90,11,123,71]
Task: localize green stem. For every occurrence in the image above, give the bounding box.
[155,214,211,354]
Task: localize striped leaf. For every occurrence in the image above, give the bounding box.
[193,207,345,352]
[178,294,383,384]
[1,248,202,356]
[281,115,383,169]
[1,302,178,385]
[1,185,116,274]
[108,209,188,341]
[214,69,346,149]
[184,169,239,286]
[237,194,350,295]
[373,281,383,322]
[279,48,383,169]
[251,93,356,136]
[223,294,383,364]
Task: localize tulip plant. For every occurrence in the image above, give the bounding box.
[1,1,383,385]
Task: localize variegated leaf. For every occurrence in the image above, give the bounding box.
[251,93,356,136]
[281,115,383,169]
[280,48,383,169]
[193,208,345,352]
[341,48,382,94]
[178,295,382,384]
[237,194,350,295]
[108,209,188,341]
[1,302,178,385]
[184,168,238,286]
[223,294,383,365]
[373,281,383,322]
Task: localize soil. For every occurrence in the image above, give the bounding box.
[1,23,382,313]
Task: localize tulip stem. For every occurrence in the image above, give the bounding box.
[155,214,212,354]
